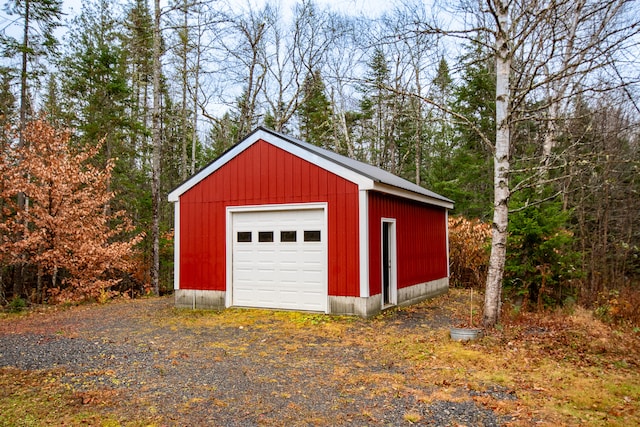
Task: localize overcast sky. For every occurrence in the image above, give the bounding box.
[57,0,398,17]
[0,0,400,43]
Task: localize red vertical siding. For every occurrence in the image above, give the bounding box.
[179,140,360,297]
[368,191,448,296]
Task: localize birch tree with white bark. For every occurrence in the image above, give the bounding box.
[405,0,639,327]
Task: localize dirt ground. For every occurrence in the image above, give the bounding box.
[1,290,637,426]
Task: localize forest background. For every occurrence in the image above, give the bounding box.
[0,0,638,326]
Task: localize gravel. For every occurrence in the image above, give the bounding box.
[1,297,515,426]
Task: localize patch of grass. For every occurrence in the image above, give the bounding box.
[0,368,125,426]
[356,289,640,426]
[403,411,422,423]
[0,367,171,427]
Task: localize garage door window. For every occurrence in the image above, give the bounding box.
[237,231,252,242]
[304,230,321,242]
[280,231,297,242]
[258,231,274,242]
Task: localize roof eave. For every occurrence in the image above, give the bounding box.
[371,182,455,209]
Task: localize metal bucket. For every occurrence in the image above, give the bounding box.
[450,327,483,341]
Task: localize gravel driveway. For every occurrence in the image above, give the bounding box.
[0,295,515,426]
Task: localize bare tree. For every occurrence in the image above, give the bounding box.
[178,0,190,181]
[256,0,340,132]
[381,2,441,183]
[322,15,362,157]
[164,0,219,178]
[483,0,510,327]
[218,3,269,135]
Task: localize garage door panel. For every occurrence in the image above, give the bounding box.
[231,208,326,311]
[280,274,300,284]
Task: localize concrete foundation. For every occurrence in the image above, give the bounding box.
[328,277,449,317]
[328,294,382,317]
[397,277,449,308]
[174,277,448,317]
[174,289,226,310]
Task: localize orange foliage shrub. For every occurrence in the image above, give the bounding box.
[448,216,491,288]
[594,287,640,326]
[0,119,143,303]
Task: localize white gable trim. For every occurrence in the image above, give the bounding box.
[445,209,450,278]
[168,128,454,212]
[168,129,374,202]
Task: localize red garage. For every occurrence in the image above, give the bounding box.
[168,127,453,317]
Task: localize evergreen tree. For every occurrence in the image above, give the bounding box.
[392,93,425,182]
[0,68,16,149]
[42,74,64,125]
[59,0,135,215]
[122,0,154,166]
[298,70,332,148]
[414,58,454,189]
[446,40,495,220]
[2,0,63,144]
[505,188,578,309]
[359,47,395,169]
[209,111,241,159]
[2,0,63,297]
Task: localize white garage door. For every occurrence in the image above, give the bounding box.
[231,208,327,312]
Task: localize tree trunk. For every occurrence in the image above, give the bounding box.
[19,0,30,148]
[0,269,4,305]
[191,26,202,176]
[13,265,24,300]
[150,0,162,296]
[180,0,188,181]
[414,73,422,185]
[484,0,511,328]
[36,264,42,304]
[15,0,31,297]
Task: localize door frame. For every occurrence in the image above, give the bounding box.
[381,218,397,308]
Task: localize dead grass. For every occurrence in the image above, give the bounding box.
[321,289,640,426]
[0,368,138,427]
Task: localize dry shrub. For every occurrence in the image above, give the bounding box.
[594,286,640,326]
[448,216,491,288]
[616,287,640,325]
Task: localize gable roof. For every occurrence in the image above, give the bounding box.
[168,126,454,209]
